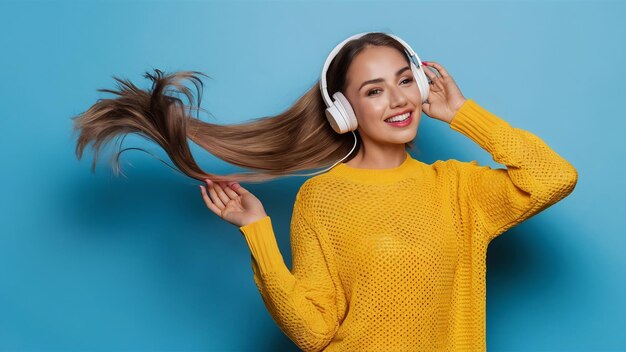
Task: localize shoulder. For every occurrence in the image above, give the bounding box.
[296,174,334,204]
[292,173,349,220]
[300,169,346,191]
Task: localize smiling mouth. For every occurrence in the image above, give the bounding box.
[384,110,413,123]
[384,109,413,122]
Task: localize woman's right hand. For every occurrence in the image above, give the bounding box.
[199,179,267,228]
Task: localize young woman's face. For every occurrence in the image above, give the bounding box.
[344,45,422,148]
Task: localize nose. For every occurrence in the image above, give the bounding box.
[388,86,408,108]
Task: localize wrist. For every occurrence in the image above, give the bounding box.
[448,98,468,124]
[248,212,268,225]
[454,98,467,115]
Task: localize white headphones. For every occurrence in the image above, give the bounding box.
[287,31,430,177]
[319,32,430,134]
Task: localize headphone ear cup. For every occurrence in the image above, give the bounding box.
[332,91,358,133]
[411,62,430,103]
[324,103,346,134]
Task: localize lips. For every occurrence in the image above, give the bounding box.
[384,109,413,121]
[384,112,413,127]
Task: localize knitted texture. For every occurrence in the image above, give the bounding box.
[239,99,578,351]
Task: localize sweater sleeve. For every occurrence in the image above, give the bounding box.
[448,98,579,242]
[238,188,339,352]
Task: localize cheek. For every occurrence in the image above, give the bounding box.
[363,103,387,123]
[363,100,388,118]
[410,85,422,103]
[353,99,385,123]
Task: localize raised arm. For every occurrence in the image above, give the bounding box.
[447,99,578,242]
[238,187,340,352]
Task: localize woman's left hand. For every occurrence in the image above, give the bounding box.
[420,61,467,124]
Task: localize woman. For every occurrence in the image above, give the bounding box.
[72,32,578,351]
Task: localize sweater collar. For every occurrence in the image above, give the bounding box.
[327,151,418,183]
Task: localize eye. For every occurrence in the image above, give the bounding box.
[367,89,382,96]
[366,78,414,97]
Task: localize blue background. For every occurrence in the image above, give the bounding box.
[1,0,624,351]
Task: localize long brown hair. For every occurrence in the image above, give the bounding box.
[71,32,418,184]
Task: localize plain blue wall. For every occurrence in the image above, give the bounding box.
[1,0,624,350]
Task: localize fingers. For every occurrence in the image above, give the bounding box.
[199,178,249,210]
[221,183,240,199]
[204,181,225,210]
[228,182,249,196]
[199,184,223,216]
[423,61,449,78]
[422,65,439,85]
[200,178,246,209]
[209,180,233,205]
[204,179,240,210]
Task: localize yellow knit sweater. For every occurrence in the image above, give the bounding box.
[238,99,578,351]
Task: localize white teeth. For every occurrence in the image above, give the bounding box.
[385,112,411,123]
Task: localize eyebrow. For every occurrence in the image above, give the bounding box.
[358,66,411,92]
